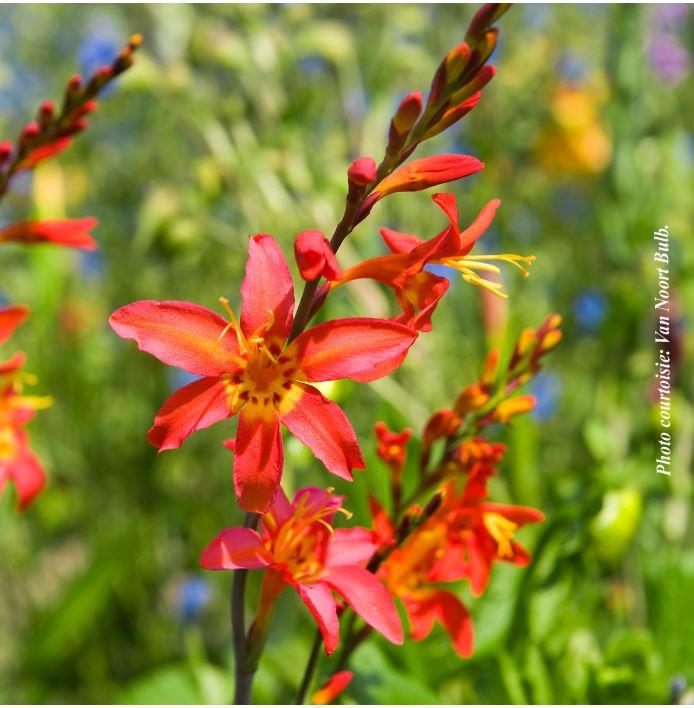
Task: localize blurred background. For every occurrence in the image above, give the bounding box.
[0,3,692,704]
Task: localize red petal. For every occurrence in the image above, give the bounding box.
[148,377,233,451]
[322,565,403,645]
[234,407,283,513]
[0,218,98,250]
[291,318,417,383]
[109,300,241,376]
[379,227,424,254]
[199,527,271,569]
[374,155,484,198]
[481,502,545,526]
[280,384,362,480]
[325,528,378,567]
[3,435,46,511]
[296,581,340,655]
[465,534,492,596]
[403,590,473,658]
[0,305,29,344]
[311,671,354,705]
[457,198,501,254]
[434,590,474,658]
[0,352,27,375]
[240,234,294,341]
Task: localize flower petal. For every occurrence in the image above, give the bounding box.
[291,318,417,383]
[240,234,295,341]
[325,528,378,567]
[199,527,271,570]
[296,581,340,655]
[322,565,403,645]
[234,407,283,513]
[373,155,484,198]
[311,671,354,705]
[379,227,424,254]
[148,377,233,451]
[109,300,241,376]
[0,218,98,250]
[1,433,46,511]
[279,383,362,481]
[0,305,30,344]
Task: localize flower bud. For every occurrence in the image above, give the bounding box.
[388,92,423,153]
[492,394,536,423]
[347,156,377,187]
[294,230,342,282]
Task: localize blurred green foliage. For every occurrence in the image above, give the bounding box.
[0,4,692,704]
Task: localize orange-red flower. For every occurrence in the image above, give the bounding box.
[374,421,411,478]
[371,497,474,658]
[0,218,98,250]
[0,306,52,511]
[109,234,418,512]
[431,480,544,597]
[201,487,403,655]
[332,193,533,331]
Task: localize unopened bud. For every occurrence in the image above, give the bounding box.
[20,122,40,146]
[347,156,377,187]
[38,100,55,128]
[465,3,511,44]
[0,141,13,165]
[388,92,423,153]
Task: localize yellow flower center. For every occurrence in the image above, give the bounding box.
[217,297,302,416]
[483,512,518,558]
[263,489,351,582]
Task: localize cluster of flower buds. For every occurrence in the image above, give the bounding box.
[0,34,141,197]
[0,37,139,511]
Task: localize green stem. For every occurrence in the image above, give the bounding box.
[231,512,259,705]
[295,630,323,705]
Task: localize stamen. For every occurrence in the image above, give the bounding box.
[218,296,249,354]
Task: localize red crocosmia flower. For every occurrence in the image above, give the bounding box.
[333,193,533,331]
[311,671,354,705]
[431,481,544,597]
[374,421,411,478]
[371,498,474,658]
[109,234,418,512]
[0,218,98,250]
[200,487,404,655]
[0,370,52,511]
[0,305,30,344]
[294,231,343,282]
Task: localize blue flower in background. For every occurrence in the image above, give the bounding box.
[573,289,607,332]
[78,32,121,77]
[168,369,202,391]
[557,52,588,83]
[176,576,211,623]
[78,250,104,280]
[298,55,329,77]
[531,372,561,421]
